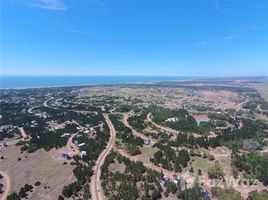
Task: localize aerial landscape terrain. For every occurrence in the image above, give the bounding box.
[1,78,268,200]
[1,0,268,199]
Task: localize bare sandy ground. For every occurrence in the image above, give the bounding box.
[0,171,11,200]
[1,144,75,200]
[67,133,80,156]
[18,127,31,141]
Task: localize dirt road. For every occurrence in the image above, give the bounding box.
[0,171,11,200]
[90,113,116,200]
[122,114,156,144]
[18,127,31,141]
[67,133,80,155]
[43,98,53,108]
[147,113,201,138]
[147,113,180,134]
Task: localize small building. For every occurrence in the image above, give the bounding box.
[192,114,210,125]
[144,139,150,145]
[78,143,85,147]
[61,133,71,138]
[165,117,178,122]
[80,151,87,158]
[162,175,168,181]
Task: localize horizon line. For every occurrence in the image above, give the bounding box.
[1,75,268,78]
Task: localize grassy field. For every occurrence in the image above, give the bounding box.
[1,145,75,200]
[190,156,213,173]
[252,83,268,102]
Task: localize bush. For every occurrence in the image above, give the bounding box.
[208,161,224,179]
[34,181,41,186]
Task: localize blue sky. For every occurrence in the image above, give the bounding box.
[1,0,268,76]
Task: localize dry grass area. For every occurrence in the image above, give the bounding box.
[108,160,126,173]
[210,147,232,177]
[252,83,268,102]
[140,146,158,161]
[197,90,240,110]
[78,86,187,109]
[0,145,75,200]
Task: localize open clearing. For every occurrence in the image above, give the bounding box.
[0,144,75,200]
[190,156,213,173]
[252,83,268,102]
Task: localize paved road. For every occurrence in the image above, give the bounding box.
[0,171,11,200]
[90,113,116,200]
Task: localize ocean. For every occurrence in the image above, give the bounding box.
[0,76,195,89]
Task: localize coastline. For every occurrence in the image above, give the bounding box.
[0,76,267,90]
[0,76,197,90]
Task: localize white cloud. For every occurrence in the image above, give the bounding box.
[30,0,67,11]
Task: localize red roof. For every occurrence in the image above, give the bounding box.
[192,114,209,120]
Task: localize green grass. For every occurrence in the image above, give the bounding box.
[191,156,211,173]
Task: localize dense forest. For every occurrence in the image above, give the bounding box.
[232,152,268,185]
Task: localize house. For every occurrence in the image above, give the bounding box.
[192,114,210,125]
[144,139,150,145]
[61,133,71,138]
[80,151,87,158]
[78,143,85,147]
[165,117,178,122]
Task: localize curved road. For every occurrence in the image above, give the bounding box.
[67,133,80,155]
[147,113,201,138]
[147,113,180,135]
[122,113,156,144]
[90,113,116,200]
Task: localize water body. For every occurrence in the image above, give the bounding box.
[0,76,196,89]
[1,76,265,89]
